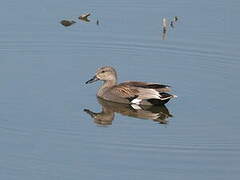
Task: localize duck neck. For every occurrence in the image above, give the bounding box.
[98,79,117,96]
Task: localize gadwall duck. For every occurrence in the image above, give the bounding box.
[85,66,177,105]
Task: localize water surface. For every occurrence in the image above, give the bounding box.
[0,0,240,179]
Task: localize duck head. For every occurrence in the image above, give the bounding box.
[85,66,117,84]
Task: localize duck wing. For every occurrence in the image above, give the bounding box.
[121,81,172,92]
[108,84,174,105]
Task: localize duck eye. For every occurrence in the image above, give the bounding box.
[101,71,105,73]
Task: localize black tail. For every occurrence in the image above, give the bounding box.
[147,92,176,105]
[147,98,170,105]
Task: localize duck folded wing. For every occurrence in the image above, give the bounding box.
[108,85,139,99]
[108,85,166,103]
[120,81,171,92]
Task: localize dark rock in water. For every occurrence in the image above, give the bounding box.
[79,13,91,22]
[60,20,76,27]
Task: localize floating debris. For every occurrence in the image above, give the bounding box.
[174,16,178,22]
[60,20,76,27]
[79,13,91,22]
[96,19,99,25]
[79,13,91,19]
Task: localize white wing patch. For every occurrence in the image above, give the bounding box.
[130,89,177,104]
[131,104,142,110]
[131,98,142,105]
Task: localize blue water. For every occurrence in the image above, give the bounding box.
[0,0,240,179]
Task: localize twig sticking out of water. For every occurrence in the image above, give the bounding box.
[162,18,168,34]
[162,18,168,40]
[170,16,179,29]
[162,16,180,40]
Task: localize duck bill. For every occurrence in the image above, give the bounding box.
[85,75,99,84]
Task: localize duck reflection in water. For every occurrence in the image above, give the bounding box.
[84,98,173,126]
